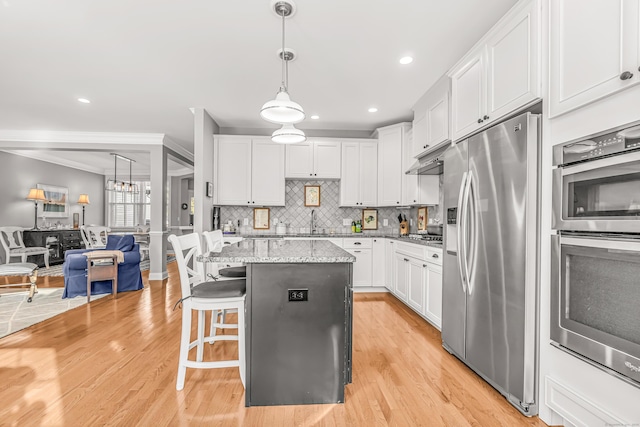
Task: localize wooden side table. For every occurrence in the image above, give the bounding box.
[86,253,118,303]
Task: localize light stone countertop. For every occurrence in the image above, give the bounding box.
[227,233,443,249]
[198,239,356,264]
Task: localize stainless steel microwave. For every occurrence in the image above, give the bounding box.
[551,233,640,387]
[553,123,640,233]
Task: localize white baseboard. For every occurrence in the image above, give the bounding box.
[148,271,169,281]
[352,286,390,293]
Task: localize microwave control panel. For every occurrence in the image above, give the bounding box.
[561,124,640,165]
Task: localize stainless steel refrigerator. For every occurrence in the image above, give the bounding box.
[442,112,539,416]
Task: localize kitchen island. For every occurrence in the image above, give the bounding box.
[198,239,355,407]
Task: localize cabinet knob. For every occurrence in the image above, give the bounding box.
[354,242,362,245]
[477,118,484,123]
[483,115,489,120]
[314,174,317,176]
[423,264,427,268]
[404,258,409,262]
[397,201,400,204]
[620,71,634,80]
[310,173,313,176]
[432,254,439,259]
[413,199,416,202]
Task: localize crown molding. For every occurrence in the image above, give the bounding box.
[2,150,105,175]
[0,130,166,147]
[162,135,194,162]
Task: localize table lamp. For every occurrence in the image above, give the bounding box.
[26,188,46,230]
[77,194,90,226]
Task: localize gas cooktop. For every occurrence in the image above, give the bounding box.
[406,234,443,242]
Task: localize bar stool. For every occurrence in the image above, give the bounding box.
[168,233,246,391]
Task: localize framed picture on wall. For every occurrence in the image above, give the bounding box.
[254,207,270,229]
[206,182,213,198]
[37,184,69,218]
[362,209,378,230]
[417,206,428,231]
[304,185,320,207]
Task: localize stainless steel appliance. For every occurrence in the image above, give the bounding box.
[406,144,448,175]
[442,112,540,416]
[552,122,640,233]
[551,121,640,388]
[551,232,640,387]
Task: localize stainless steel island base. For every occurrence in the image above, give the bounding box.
[245,263,353,406]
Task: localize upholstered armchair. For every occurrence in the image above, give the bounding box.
[62,234,143,298]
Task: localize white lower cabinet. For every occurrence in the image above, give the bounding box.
[407,257,425,313]
[394,252,409,302]
[346,248,372,287]
[424,262,442,328]
[371,238,386,287]
[384,239,395,292]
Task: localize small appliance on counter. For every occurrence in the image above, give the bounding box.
[222,220,235,235]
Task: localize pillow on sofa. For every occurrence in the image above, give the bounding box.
[106,234,135,252]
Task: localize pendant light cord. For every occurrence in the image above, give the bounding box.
[281,7,287,91]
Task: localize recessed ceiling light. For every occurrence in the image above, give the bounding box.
[368,107,378,113]
[399,56,413,65]
[310,115,320,120]
[77,98,91,104]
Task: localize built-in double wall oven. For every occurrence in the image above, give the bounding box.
[552,122,640,387]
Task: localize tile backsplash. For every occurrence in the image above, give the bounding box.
[219,180,441,235]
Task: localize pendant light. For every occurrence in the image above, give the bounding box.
[106,153,139,194]
[272,123,306,144]
[260,1,305,125]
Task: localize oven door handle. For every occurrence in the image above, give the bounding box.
[560,235,640,252]
[551,168,563,229]
[560,148,640,175]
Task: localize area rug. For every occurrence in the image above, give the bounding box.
[36,256,176,277]
[0,288,108,339]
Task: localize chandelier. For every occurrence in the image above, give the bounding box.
[105,153,139,194]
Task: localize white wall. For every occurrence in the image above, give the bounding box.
[0,151,105,228]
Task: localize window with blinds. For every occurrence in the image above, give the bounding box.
[107,181,151,228]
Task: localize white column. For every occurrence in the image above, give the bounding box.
[193,108,218,234]
[149,145,168,281]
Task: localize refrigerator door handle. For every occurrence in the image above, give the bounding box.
[456,171,469,293]
[466,173,477,295]
[461,172,473,295]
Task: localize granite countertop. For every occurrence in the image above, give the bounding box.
[198,239,356,264]
[228,233,443,249]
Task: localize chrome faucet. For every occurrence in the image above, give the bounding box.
[310,209,316,234]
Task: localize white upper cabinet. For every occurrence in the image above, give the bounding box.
[413,76,451,159]
[377,123,408,206]
[216,137,252,206]
[340,141,377,207]
[251,139,285,206]
[450,0,540,141]
[285,142,314,178]
[549,0,640,117]
[285,139,341,179]
[216,136,285,206]
[402,129,419,206]
[451,52,485,142]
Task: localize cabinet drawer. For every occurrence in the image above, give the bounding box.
[343,238,372,249]
[395,241,427,260]
[426,247,443,265]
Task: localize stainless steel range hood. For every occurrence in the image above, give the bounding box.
[406,145,448,175]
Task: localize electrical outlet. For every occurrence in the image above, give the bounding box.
[343,219,351,226]
[243,218,249,225]
[383,219,389,226]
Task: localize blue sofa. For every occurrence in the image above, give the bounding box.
[62,234,143,299]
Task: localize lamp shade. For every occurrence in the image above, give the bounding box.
[77,194,90,205]
[272,124,306,144]
[260,90,305,124]
[26,188,46,201]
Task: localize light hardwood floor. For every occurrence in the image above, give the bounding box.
[0,263,550,426]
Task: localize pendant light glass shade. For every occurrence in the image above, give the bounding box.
[272,123,306,144]
[260,89,305,124]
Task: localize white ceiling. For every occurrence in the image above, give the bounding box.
[0,0,518,154]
